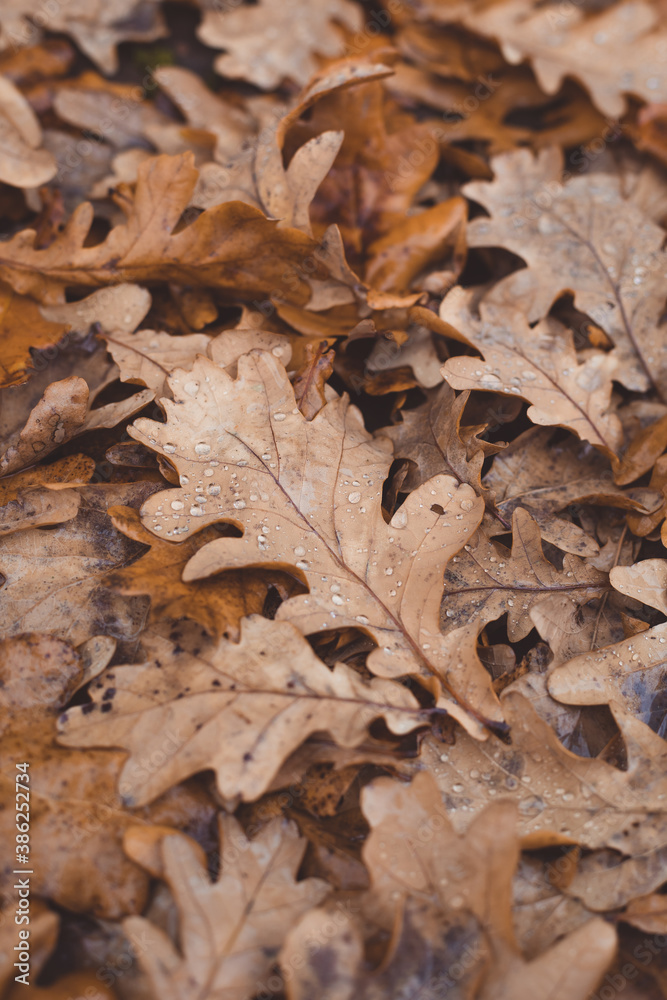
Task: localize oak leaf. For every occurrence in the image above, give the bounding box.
[0,633,215,919]
[102,328,211,399]
[123,817,329,1000]
[58,614,427,805]
[0,74,57,189]
[128,351,489,733]
[417,690,667,858]
[0,453,94,535]
[105,505,303,638]
[548,623,667,735]
[284,771,616,1000]
[385,380,503,507]
[463,147,667,398]
[440,508,607,641]
[197,0,363,89]
[440,285,623,455]
[453,0,667,117]
[0,483,158,644]
[0,153,322,306]
[0,0,166,74]
[484,427,656,557]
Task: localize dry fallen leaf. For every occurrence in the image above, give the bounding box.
[105,505,301,638]
[0,153,323,305]
[0,483,157,643]
[128,351,489,733]
[440,285,623,455]
[440,508,607,641]
[58,614,427,804]
[463,147,667,399]
[0,633,215,919]
[453,0,667,117]
[0,74,57,189]
[123,817,329,1000]
[197,0,363,89]
[0,0,166,74]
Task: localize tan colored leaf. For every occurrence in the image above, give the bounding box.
[0,348,153,476]
[440,286,623,455]
[417,690,667,856]
[123,818,329,1000]
[385,381,502,506]
[0,74,56,188]
[484,428,656,557]
[39,282,152,336]
[102,328,211,399]
[0,0,166,75]
[364,196,467,295]
[548,621,667,732]
[0,483,158,644]
[441,508,607,642]
[610,558,667,615]
[562,848,667,913]
[0,282,68,388]
[452,0,667,117]
[128,351,489,734]
[151,65,252,162]
[622,894,667,934]
[0,633,215,919]
[291,339,335,420]
[59,614,427,805]
[106,505,302,638]
[283,772,615,1000]
[0,376,89,477]
[53,71,171,149]
[463,147,667,398]
[197,0,363,89]
[0,152,322,306]
[0,455,95,535]
[0,453,95,505]
[0,487,81,536]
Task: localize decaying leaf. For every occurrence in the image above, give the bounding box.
[123,817,329,999]
[59,614,428,804]
[197,0,363,89]
[463,147,667,399]
[0,153,324,305]
[0,483,157,643]
[128,351,489,733]
[440,285,623,455]
[440,508,607,641]
[0,633,215,918]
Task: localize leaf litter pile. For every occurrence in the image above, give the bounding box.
[4,0,667,997]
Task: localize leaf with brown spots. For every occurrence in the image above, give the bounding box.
[128,350,489,735]
[0,633,215,919]
[59,614,427,805]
